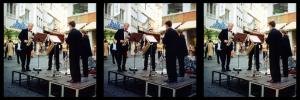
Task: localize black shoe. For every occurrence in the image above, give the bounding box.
[26,69,31,71]
[117,69,122,72]
[47,68,51,71]
[247,68,251,71]
[226,69,231,71]
[152,69,156,71]
[21,69,26,72]
[122,69,127,71]
[143,68,147,71]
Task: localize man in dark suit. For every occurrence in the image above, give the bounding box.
[66,21,82,83]
[143,28,157,71]
[110,40,117,64]
[177,32,188,77]
[280,30,292,77]
[18,23,34,72]
[218,23,234,72]
[47,29,61,71]
[163,20,179,83]
[15,40,22,64]
[114,23,130,72]
[80,30,92,77]
[266,21,282,83]
[247,29,261,71]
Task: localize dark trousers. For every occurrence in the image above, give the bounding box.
[48,48,60,70]
[20,49,31,70]
[69,54,81,82]
[248,48,260,70]
[177,55,185,77]
[116,50,127,70]
[81,56,89,77]
[216,50,221,64]
[269,53,281,82]
[158,51,162,59]
[16,50,21,64]
[166,51,177,81]
[281,56,289,77]
[4,47,8,58]
[111,50,117,64]
[144,49,156,70]
[63,51,67,59]
[263,51,267,59]
[220,49,231,70]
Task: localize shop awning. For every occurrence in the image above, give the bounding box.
[83,22,96,30]
[76,23,87,30]
[283,22,296,30]
[178,20,196,30]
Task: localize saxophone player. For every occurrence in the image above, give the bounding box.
[18,23,34,72]
[47,29,61,71]
[218,22,234,72]
[114,23,130,72]
[142,28,157,71]
[247,29,261,71]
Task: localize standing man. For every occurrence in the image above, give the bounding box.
[66,21,82,83]
[110,40,117,64]
[114,23,130,72]
[80,30,92,77]
[143,28,157,71]
[163,20,179,83]
[177,31,188,77]
[218,23,234,72]
[18,23,34,72]
[15,40,22,64]
[215,40,222,64]
[47,29,61,71]
[247,29,261,71]
[280,30,292,78]
[266,21,282,83]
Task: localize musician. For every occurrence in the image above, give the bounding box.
[80,30,92,77]
[110,40,117,64]
[218,22,234,72]
[247,29,261,71]
[18,23,34,72]
[177,31,188,77]
[280,30,292,77]
[47,29,61,71]
[266,21,282,83]
[66,21,82,83]
[114,23,130,72]
[163,20,179,83]
[142,28,157,71]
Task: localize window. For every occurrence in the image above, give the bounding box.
[115,9,125,23]
[73,3,88,15]
[168,3,183,14]
[207,3,216,16]
[273,3,288,15]
[23,9,30,24]
[7,3,16,16]
[105,3,112,17]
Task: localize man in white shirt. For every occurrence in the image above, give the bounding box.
[18,23,34,72]
[110,40,117,64]
[15,40,22,64]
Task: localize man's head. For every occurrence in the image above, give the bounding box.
[268,21,276,29]
[68,21,76,29]
[227,22,234,31]
[123,23,129,31]
[165,20,172,29]
[28,23,33,31]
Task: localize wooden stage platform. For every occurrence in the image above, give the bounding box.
[108,70,196,97]
[11,70,96,97]
[211,70,296,97]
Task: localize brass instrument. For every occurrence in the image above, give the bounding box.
[26,38,33,46]
[122,38,129,46]
[46,42,55,55]
[226,35,234,46]
[246,41,255,55]
[142,41,150,54]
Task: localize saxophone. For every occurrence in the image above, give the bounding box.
[226,35,234,46]
[26,38,33,46]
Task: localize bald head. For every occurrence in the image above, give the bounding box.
[123,23,129,31]
[227,22,234,31]
[28,23,33,31]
